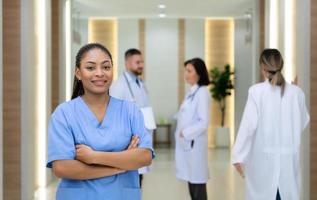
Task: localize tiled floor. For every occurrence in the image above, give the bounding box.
[142,148,245,200]
[42,148,245,200]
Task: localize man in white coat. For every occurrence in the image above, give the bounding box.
[232,49,310,200]
[110,48,155,187]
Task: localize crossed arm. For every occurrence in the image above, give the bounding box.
[52,136,152,180]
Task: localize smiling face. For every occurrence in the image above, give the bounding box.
[184,63,200,86]
[75,48,113,96]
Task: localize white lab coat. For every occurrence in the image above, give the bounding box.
[110,71,149,108]
[175,84,211,183]
[110,71,153,174]
[232,80,310,200]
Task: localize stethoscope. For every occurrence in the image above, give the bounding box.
[123,72,137,102]
[186,86,200,101]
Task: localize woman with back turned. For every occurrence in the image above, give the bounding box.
[232,49,310,200]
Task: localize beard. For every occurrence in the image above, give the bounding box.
[131,68,143,76]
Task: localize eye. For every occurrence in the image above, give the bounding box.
[85,66,95,71]
[103,65,112,70]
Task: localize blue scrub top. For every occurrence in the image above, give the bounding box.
[47,96,154,200]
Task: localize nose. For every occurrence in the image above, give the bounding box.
[95,66,104,77]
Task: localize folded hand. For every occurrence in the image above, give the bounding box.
[76,144,95,164]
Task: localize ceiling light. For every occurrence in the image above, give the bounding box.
[159,13,166,18]
[158,4,166,9]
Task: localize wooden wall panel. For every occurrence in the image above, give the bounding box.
[139,19,146,80]
[89,19,118,77]
[3,0,21,199]
[178,19,185,107]
[205,19,234,147]
[310,0,317,198]
[51,0,59,110]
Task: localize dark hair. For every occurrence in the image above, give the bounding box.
[259,48,285,96]
[184,58,210,86]
[71,43,113,99]
[125,48,142,60]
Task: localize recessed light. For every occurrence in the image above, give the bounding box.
[159,13,166,18]
[158,4,166,9]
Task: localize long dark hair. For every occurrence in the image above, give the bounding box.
[259,48,285,96]
[71,43,113,99]
[184,58,210,86]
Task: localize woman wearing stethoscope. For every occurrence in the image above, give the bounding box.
[175,58,211,200]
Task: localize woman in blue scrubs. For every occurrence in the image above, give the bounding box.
[47,43,154,200]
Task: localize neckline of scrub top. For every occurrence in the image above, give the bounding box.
[78,96,113,129]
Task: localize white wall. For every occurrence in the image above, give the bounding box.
[252,0,260,83]
[185,19,205,92]
[0,0,2,199]
[21,0,36,199]
[118,19,139,75]
[145,19,179,123]
[71,16,89,73]
[21,0,52,199]
[296,0,310,199]
[59,0,67,102]
[234,18,253,135]
[185,19,205,60]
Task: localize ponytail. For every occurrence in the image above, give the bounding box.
[71,77,84,99]
[269,70,285,96]
[259,49,285,96]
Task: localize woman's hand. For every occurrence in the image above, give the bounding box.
[179,131,184,138]
[234,163,245,178]
[76,144,96,164]
[127,135,139,150]
[114,168,127,174]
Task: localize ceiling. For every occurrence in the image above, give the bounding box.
[73,0,254,19]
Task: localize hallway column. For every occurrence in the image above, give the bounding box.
[0,0,3,199]
[310,0,317,199]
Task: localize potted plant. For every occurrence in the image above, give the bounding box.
[209,64,234,147]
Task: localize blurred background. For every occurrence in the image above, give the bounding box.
[1,0,316,199]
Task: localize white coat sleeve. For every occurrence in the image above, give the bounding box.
[232,88,258,164]
[109,78,125,100]
[182,89,211,141]
[300,91,310,131]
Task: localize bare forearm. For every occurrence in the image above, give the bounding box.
[52,160,123,180]
[92,148,152,170]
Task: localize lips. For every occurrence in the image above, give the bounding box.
[91,80,107,86]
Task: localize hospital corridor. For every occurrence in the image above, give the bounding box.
[1,0,317,200]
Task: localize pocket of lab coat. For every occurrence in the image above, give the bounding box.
[179,137,192,151]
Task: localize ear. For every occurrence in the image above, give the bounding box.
[125,59,129,67]
[75,67,81,80]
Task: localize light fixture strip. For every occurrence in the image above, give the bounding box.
[36,0,47,189]
[284,0,295,82]
[65,0,72,100]
[269,0,278,48]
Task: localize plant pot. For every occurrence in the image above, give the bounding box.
[215,127,230,148]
